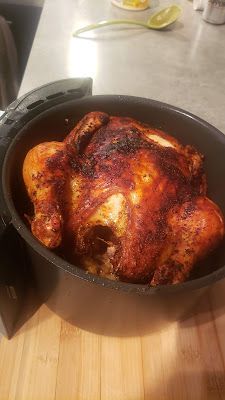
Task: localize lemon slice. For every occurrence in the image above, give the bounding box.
[111,0,149,11]
[148,5,181,29]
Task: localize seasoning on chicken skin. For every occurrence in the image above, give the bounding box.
[23,112,224,285]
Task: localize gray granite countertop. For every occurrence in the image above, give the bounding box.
[19,0,225,132]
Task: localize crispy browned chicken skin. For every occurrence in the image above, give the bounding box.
[23,112,224,285]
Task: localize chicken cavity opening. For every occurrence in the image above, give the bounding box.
[83,225,119,280]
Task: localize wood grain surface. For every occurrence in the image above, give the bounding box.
[0,280,225,400]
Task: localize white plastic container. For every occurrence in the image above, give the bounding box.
[193,0,206,11]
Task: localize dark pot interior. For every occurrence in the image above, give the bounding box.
[3,95,225,296]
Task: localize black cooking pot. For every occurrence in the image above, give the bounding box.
[1,78,225,337]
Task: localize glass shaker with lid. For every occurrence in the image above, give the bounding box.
[203,0,225,24]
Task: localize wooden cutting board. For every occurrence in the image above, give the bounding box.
[0,279,225,400]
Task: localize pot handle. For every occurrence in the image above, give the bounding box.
[0,77,93,337]
[1,77,93,124]
[0,133,26,338]
[0,222,28,338]
[0,148,27,338]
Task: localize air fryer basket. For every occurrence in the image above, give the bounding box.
[1,78,225,336]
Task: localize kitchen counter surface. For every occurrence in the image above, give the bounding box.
[1,1,225,399]
[19,0,225,132]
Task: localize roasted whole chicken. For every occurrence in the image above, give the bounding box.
[23,112,224,285]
